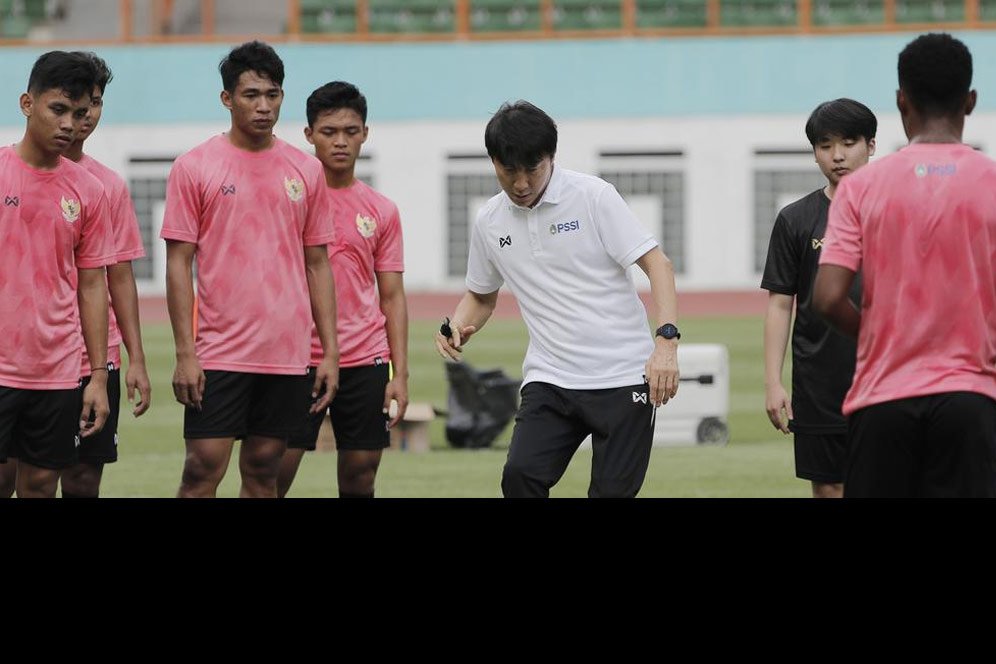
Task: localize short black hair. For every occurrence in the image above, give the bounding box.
[805,98,877,146]
[27,50,98,101]
[71,51,113,93]
[306,81,367,127]
[898,32,973,116]
[484,100,557,169]
[219,40,284,93]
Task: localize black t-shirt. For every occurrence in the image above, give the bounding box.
[760,188,861,434]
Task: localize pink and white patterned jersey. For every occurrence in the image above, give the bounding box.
[308,179,404,367]
[160,134,336,374]
[78,154,146,376]
[0,146,116,390]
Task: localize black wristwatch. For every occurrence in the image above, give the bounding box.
[655,323,681,341]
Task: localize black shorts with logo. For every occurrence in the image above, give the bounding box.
[78,367,122,464]
[183,370,313,441]
[0,384,82,470]
[288,364,390,451]
[792,430,847,484]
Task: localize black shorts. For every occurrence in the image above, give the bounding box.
[501,381,654,498]
[793,431,847,484]
[78,367,121,465]
[183,370,313,441]
[288,364,390,451]
[845,392,996,498]
[0,384,82,470]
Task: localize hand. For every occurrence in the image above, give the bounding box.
[172,353,206,410]
[126,360,152,417]
[645,340,679,407]
[434,322,478,362]
[765,384,793,434]
[383,376,409,429]
[312,356,339,414]
[80,374,110,438]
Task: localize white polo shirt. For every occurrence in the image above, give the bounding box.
[466,166,658,390]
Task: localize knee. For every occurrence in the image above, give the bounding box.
[181,451,226,489]
[61,464,102,497]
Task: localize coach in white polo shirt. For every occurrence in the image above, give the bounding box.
[435,101,681,498]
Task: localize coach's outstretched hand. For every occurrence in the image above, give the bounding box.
[435,323,477,362]
[173,353,206,411]
[80,376,110,438]
[311,356,339,414]
[645,340,679,407]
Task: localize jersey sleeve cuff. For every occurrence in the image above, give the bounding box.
[619,238,660,268]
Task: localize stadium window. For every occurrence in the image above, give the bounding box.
[446,153,501,278]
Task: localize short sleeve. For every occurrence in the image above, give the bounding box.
[760,211,799,295]
[160,158,202,244]
[593,183,658,268]
[465,210,503,294]
[373,200,404,272]
[303,163,336,247]
[76,186,116,269]
[111,177,146,263]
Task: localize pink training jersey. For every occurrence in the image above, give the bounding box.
[78,154,146,377]
[160,134,335,374]
[0,146,116,390]
[821,142,996,415]
[308,179,404,368]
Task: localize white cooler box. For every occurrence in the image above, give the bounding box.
[580,343,730,449]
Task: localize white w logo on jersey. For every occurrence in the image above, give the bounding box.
[632,391,647,404]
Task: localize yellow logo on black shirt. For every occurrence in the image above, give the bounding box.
[61,197,80,223]
[284,177,304,202]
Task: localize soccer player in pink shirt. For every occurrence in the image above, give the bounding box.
[161,41,339,498]
[0,51,115,498]
[814,33,996,497]
[279,81,408,499]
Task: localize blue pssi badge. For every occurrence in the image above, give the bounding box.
[549,220,581,235]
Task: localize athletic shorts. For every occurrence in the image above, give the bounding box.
[793,431,847,484]
[288,364,390,452]
[183,370,313,441]
[78,366,121,465]
[0,383,82,470]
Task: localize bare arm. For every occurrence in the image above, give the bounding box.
[635,248,680,406]
[813,264,860,339]
[377,271,409,428]
[107,261,151,417]
[763,292,794,434]
[434,289,499,361]
[78,266,110,437]
[305,244,339,413]
[165,239,205,409]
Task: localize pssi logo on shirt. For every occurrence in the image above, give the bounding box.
[549,220,581,235]
[915,163,957,178]
[812,238,825,250]
[356,214,377,238]
[60,197,80,223]
[284,177,305,202]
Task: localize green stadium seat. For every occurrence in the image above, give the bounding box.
[635,0,708,28]
[299,0,357,34]
[470,0,542,32]
[811,0,885,26]
[552,0,623,30]
[721,0,798,27]
[368,0,455,33]
[1,16,31,38]
[982,0,996,21]
[895,0,964,23]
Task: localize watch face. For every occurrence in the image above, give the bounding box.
[658,324,678,339]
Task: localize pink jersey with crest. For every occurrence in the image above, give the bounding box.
[160,134,335,374]
[78,154,146,376]
[308,179,404,368]
[0,146,116,389]
[821,143,996,415]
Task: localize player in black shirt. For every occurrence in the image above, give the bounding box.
[761,98,877,498]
